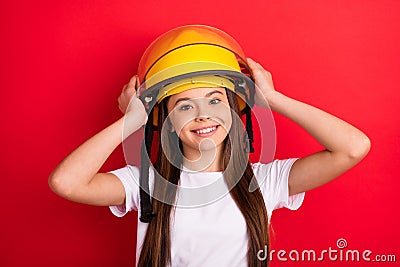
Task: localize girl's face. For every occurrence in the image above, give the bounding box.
[166,87,232,152]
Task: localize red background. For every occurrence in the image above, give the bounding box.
[1,1,399,266]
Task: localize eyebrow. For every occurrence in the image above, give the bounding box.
[173,90,224,106]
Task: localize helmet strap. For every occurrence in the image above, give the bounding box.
[239,84,254,153]
[244,106,255,153]
[139,108,156,223]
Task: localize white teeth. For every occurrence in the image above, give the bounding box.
[196,126,217,134]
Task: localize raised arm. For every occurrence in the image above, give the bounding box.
[247,58,371,196]
[48,76,147,206]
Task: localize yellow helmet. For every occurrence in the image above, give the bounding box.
[137,24,255,126]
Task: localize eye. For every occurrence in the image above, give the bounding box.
[210,98,221,105]
[179,104,193,111]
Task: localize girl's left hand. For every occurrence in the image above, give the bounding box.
[247,58,277,108]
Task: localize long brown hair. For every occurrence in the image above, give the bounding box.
[138,88,270,267]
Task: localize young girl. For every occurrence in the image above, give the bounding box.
[49,25,370,267]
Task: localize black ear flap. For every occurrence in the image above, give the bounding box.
[244,105,255,153]
[235,83,255,154]
[139,108,156,223]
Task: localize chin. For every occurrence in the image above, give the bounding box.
[182,135,226,152]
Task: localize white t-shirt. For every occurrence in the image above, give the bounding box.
[109,158,305,267]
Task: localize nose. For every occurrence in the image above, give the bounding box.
[194,100,211,122]
[194,115,211,122]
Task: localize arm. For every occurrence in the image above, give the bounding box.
[247,58,371,196]
[48,76,147,206]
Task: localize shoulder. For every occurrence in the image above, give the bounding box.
[108,165,156,193]
[250,158,299,182]
[108,165,156,216]
[250,158,304,218]
[109,165,140,177]
[108,165,155,180]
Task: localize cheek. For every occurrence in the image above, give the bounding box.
[213,104,232,132]
[168,111,193,135]
[221,117,232,136]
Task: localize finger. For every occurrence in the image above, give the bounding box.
[260,67,272,77]
[129,74,138,83]
[247,58,260,73]
[123,81,138,95]
[251,63,263,74]
[247,57,253,63]
[252,61,271,76]
[247,57,257,68]
[247,57,260,66]
[247,58,263,71]
[254,61,263,68]
[135,76,140,89]
[128,75,138,87]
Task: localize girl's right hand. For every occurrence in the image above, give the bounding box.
[49,75,148,207]
[118,75,148,125]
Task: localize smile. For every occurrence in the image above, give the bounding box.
[191,125,220,137]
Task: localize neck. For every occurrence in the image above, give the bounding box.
[182,143,225,172]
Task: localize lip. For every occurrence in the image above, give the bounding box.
[191,125,220,132]
[191,125,220,137]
